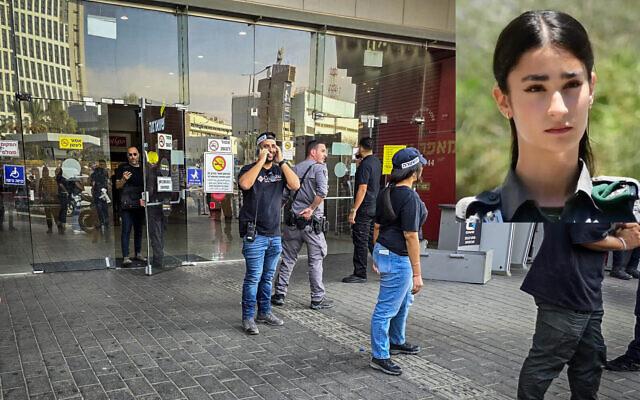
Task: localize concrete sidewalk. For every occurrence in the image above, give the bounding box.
[1,253,639,399]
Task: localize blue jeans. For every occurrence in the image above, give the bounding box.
[121,208,144,257]
[242,234,282,320]
[370,242,413,359]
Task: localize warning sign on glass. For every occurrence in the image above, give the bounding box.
[204,152,234,193]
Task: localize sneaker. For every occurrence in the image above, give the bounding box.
[256,313,284,326]
[605,354,640,371]
[342,274,367,283]
[133,254,147,262]
[122,257,132,266]
[369,357,402,376]
[390,342,421,355]
[242,318,259,335]
[628,269,640,279]
[611,270,632,280]
[271,293,285,306]
[310,297,335,310]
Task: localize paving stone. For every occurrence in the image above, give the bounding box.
[47,365,73,382]
[114,363,144,380]
[194,375,226,394]
[124,377,155,397]
[65,356,90,371]
[71,369,99,387]
[25,376,52,396]
[51,380,80,399]
[0,372,24,389]
[140,368,170,385]
[180,386,211,400]
[151,382,183,400]
[166,371,198,389]
[2,387,28,400]
[97,373,126,392]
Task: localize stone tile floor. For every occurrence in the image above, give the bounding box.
[1,253,639,399]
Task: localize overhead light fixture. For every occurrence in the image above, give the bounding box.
[239,31,247,36]
[197,55,204,59]
[168,72,175,75]
[120,15,128,20]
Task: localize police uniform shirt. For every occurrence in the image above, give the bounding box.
[238,163,286,238]
[458,160,639,223]
[521,223,610,312]
[290,159,328,218]
[374,186,428,256]
[355,154,382,216]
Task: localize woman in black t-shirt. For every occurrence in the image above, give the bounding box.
[369,147,428,376]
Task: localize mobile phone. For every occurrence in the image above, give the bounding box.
[245,222,256,242]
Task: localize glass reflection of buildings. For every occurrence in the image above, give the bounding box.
[0,1,85,119]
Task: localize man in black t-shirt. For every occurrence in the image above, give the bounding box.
[115,146,145,266]
[517,223,640,399]
[237,132,300,335]
[343,137,382,283]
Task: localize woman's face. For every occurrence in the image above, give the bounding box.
[494,45,596,158]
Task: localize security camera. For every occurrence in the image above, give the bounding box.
[413,117,425,125]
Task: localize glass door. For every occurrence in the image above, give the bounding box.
[139,98,189,275]
[21,97,117,272]
[0,95,33,274]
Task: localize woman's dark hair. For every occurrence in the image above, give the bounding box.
[379,165,423,225]
[493,10,595,173]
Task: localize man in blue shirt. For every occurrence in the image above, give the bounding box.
[237,132,300,335]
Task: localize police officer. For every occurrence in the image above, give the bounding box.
[369,147,427,376]
[238,132,300,335]
[343,137,382,283]
[517,222,640,399]
[272,140,334,310]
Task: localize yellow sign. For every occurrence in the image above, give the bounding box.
[147,151,159,165]
[59,136,83,150]
[382,145,406,174]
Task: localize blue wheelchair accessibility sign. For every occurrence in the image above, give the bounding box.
[186,167,203,187]
[3,165,25,186]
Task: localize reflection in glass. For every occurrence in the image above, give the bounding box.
[82,1,180,104]
[184,17,256,262]
[320,35,455,242]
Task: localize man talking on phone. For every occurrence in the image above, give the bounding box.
[237,132,300,335]
[115,146,145,266]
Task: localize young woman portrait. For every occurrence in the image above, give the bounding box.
[456,9,639,222]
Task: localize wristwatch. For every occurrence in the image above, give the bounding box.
[278,160,288,168]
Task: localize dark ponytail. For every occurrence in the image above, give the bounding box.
[379,165,422,225]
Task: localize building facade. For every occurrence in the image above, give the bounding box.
[0,0,455,275]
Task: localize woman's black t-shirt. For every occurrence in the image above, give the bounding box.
[374,186,427,256]
[520,223,609,312]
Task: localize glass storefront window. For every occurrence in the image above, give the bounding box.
[0,0,454,273]
[81,1,181,104]
[320,35,455,242]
